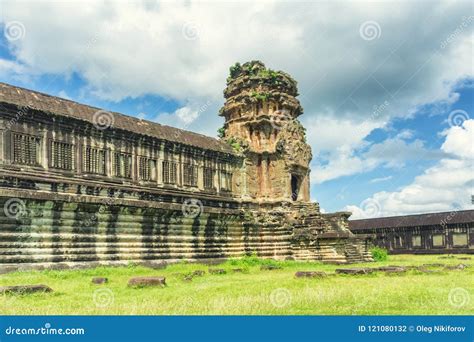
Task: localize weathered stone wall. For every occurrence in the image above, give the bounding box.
[0,193,295,272]
[0,104,241,198]
[0,62,374,271]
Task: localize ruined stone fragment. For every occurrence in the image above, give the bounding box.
[335,268,374,275]
[260,265,282,271]
[0,285,53,294]
[92,277,108,284]
[444,263,469,270]
[208,268,226,275]
[294,271,327,278]
[128,276,166,287]
[376,266,406,272]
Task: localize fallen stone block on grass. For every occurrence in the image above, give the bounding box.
[92,277,108,284]
[457,257,471,260]
[208,268,226,275]
[444,264,469,270]
[295,271,327,278]
[232,268,244,273]
[260,265,282,271]
[128,276,166,287]
[191,270,205,277]
[376,266,407,273]
[0,285,53,294]
[335,268,374,275]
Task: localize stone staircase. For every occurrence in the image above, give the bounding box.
[344,239,374,263]
[289,201,373,263]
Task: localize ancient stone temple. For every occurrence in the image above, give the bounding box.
[350,210,474,254]
[0,61,372,272]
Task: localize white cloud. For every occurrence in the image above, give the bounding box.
[2,2,472,108]
[57,90,71,100]
[311,123,451,184]
[0,58,30,81]
[174,106,199,125]
[346,120,474,218]
[1,0,472,182]
[370,176,393,183]
[155,99,217,132]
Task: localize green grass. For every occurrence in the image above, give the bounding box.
[1,254,472,315]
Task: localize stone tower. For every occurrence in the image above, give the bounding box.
[220,61,312,202]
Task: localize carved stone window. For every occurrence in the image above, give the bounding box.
[203,167,214,189]
[113,152,132,178]
[452,233,468,247]
[12,133,40,166]
[220,169,232,191]
[50,140,74,170]
[139,157,157,181]
[412,235,422,247]
[183,162,198,186]
[162,160,177,184]
[393,235,404,248]
[432,234,445,247]
[83,147,106,175]
[202,160,216,190]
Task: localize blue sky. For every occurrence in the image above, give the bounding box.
[315,83,473,212]
[1,1,472,218]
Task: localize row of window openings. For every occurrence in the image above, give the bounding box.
[393,233,469,248]
[11,134,232,189]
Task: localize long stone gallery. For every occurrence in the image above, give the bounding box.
[0,61,373,272]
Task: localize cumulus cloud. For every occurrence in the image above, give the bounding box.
[312,126,452,184]
[346,120,474,219]
[1,0,472,188]
[2,2,471,113]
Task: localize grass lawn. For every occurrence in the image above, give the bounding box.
[0,254,472,315]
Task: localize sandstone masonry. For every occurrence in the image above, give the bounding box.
[0,61,372,272]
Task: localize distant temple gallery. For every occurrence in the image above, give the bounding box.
[350,210,474,254]
[0,60,409,271]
